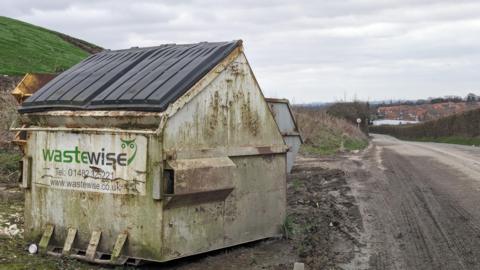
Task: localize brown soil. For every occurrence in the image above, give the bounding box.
[55,33,103,54]
[285,156,363,269]
[0,75,21,92]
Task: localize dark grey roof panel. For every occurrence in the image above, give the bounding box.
[20,40,241,112]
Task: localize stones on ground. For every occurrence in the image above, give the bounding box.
[0,229,9,239]
[8,224,19,236]
[0,223,21,237]
[293,262,305,270]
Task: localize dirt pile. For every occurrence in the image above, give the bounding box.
[287,156,364,269]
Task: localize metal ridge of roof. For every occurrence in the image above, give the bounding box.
[19,40,242,113]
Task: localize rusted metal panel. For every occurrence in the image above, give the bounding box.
[266,99,297,134]
[62,227,77,255]
[11,73,57,104]
[161,200,225,259]
[19,42,288,265]
[163,53,285,150]
[164,188,233,209]
[110,231,128,263]
[12,126,157,135]
[284,136,302,172]
[38,224,54,254]
[85,230,102,260]
[164,145,288,160]
[20,156,32,189]
[223,155,286,245]
[159,51,287,261]
[266,99,303,173]
[17,110,164,130]
[166,157,235,194]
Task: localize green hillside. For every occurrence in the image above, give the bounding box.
[0,16,102,75]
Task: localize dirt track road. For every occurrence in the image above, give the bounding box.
[345,134,480,269]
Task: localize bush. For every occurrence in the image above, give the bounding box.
[0,150,21,183]
[326,102,370,134]
[370,108,480,141]
[293,106,368,155]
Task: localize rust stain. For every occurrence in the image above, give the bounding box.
[240,92,259,136]
[207,91,221,135]
[164,188,233,209]
[256,146,272,155]
[11,73,57,103]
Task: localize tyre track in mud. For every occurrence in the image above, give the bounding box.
[343,135,480,270]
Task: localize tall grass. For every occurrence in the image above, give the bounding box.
[293,106,368,155]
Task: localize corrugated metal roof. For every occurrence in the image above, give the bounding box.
[19,40,241,113]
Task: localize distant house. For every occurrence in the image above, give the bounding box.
[372,119,420,126]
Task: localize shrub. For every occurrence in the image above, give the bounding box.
[370,108,480,140]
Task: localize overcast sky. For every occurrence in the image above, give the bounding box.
[3,0,480,103]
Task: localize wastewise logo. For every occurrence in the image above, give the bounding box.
[42,138,138,167]
[120,138,137,165]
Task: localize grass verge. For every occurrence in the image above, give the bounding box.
[293,107,369,155]
[404,136,480,146]
[301,136,368,155]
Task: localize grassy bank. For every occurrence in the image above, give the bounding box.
[371,107,480,146]
[0,16,99,75]
[294,107,368,155]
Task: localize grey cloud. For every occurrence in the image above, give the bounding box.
[2,0,480,102]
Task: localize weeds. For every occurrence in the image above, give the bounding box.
[293,106,368,155]
[344,137,369,151]
[299,132,368,156]
[292,179,303,191]
[282,215,296,240]
[0,150,21,183]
